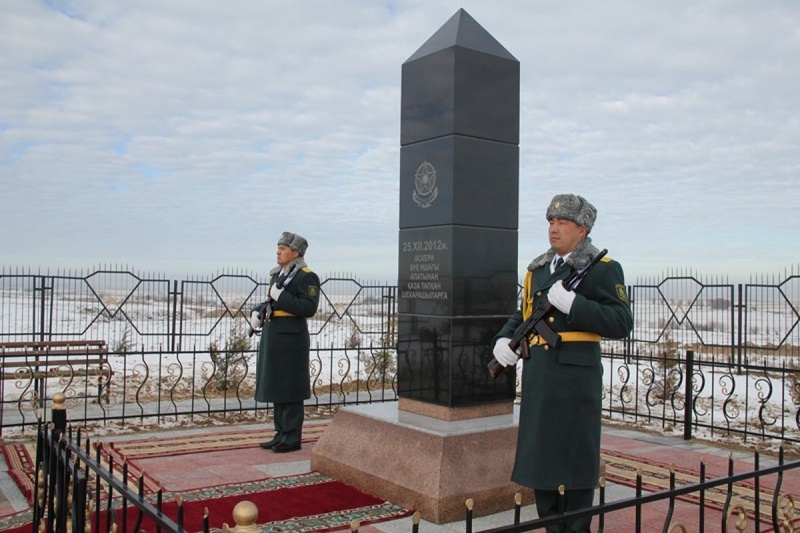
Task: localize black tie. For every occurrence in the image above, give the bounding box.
[554,258,564,271]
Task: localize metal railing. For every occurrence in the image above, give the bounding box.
[475,448,800,532]
[604,267,800,445]
[34,397,800,533]
[2,265,799,444]
[35,397,202,533]
[0,268,398,433]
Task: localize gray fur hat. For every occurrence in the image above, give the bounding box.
[546,194,597,232]
[277,231,308,256]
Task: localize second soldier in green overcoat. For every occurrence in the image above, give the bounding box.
[250,232,320,453]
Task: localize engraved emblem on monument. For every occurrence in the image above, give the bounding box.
[413,161,439,208]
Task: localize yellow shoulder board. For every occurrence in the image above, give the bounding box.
[522,271,534,320]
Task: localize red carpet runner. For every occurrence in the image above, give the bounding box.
[0,472,409,533]
[108,472,410,533]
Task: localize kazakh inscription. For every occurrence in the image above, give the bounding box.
[400,239,449,300]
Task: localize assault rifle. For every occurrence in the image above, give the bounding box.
[248,263,298,337]
[487,249,607,379]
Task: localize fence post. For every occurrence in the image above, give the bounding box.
[170,280,179,352]
[51,392,67,437]
[736,283,743,374]
[626,284,633,362]
[683,350,694,441]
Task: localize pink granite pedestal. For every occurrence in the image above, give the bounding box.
[310,401,533,524]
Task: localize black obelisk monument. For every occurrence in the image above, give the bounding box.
[312,11,529,523]
[397,9,519,414]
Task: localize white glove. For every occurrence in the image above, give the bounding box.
[493,337,519,367]
[269,284,284,301]
[249,310,262,331]
[548,282,576,315]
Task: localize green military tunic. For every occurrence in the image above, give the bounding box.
[254,264,320,404]
[494,241,633,491]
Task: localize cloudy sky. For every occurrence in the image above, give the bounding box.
[2,1,798,283]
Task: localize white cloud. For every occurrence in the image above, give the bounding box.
[1,0,798,283]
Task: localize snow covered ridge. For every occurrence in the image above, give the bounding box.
[0,267,798,448]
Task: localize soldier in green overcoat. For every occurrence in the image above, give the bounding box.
[249,232,320,453]
[492,194,633,533]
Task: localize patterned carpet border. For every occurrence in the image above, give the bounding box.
[600,449,789,528]
[250,502,411,533]
[108,424,328,460]
[0,510,31,533]
[1,440,160,506]
[0,443,34,506]
[176,471,334,501]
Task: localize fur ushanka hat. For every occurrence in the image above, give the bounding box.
[546,194,597,232]
[277,232,308,256]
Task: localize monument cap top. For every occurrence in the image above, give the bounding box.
[405,8,518,63]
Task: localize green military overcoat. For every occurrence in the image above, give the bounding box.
[494,242,633,491]
[254,264,320,404]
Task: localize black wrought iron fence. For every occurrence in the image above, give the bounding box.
[0,268,397,354]
[477,448,800,533]
[35,401,201,533]
[629,269,800,367]
[1,265,799,444]
[0,267,398,433]
[607,268,800,445]
[35,397,800,533]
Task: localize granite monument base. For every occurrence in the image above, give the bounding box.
[310,402,533,524]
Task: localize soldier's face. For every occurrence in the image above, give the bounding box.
[548,218,587,256]
[276,244,300,267]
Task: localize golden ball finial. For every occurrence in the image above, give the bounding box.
[52,392,67,410]
[232,500,259,532]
